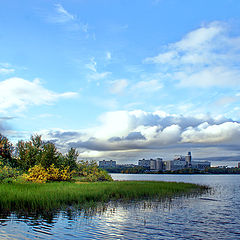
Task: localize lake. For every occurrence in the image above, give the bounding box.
[0,174,240,239]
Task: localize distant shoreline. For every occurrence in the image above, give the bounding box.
[105,167,240,175]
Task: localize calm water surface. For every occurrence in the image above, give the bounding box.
[1,174,240,239]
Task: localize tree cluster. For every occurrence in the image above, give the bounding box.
[0,134,78,172]
[0,134,112,182]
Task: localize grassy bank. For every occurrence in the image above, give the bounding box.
[0,181,208,211]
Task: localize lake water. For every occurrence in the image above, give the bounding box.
[1,174,240,239]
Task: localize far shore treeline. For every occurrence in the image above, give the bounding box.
[0,133,112,183]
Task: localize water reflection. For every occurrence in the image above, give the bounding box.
[0,194,208,239]
[1,175,240,239]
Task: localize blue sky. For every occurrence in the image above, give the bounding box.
[1,0,240,163]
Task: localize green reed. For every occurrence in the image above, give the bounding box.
[0,181,208,211]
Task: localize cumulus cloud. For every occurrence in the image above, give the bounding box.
[38,110,240,160]
[181,122,240,144]
[145,21,240,88]
[0,77,78,113]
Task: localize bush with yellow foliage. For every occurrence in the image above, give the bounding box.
[24,164,74,183]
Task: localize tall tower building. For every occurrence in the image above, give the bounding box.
[185,152,192,167]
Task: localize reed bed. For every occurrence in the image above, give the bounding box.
[0,181,208,211]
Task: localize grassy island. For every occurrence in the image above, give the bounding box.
[0,181,208,212]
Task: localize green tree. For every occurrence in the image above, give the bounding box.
[64,148,78,171]
[0,134,14,166]
[17,140,39,170]
[41,142,60,168]
[0,134,12,159]
[16,135,62,170]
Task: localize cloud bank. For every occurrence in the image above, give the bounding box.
[39,110,240,160]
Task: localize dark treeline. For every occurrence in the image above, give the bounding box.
[103,166,146,174]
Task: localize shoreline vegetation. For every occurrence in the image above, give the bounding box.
[0,181,208,212]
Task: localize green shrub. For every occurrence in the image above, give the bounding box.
[77,160,113,182]
[0,162,20,182]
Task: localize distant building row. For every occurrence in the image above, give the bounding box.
[98,152,211,171]
[138,152,211,171]
[99,160,116,168]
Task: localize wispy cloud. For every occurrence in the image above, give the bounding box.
[46,3,89,33]
[132,79,163,92]
[144,21,240,88]
[85,57,111,82]
[51,3,75,23]
[88,72,111,81]
[109,79,128,94]
[0,68,15,75]
[0,63,15,75]
[55,4,75,22]
[85,57,97,72]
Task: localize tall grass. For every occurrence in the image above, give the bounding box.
[0,181,208,212]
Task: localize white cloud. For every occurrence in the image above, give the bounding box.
[94,111,133,139]
[174,22,223,51]
[144,22,240,88]
[181,122,240,144]
[145,51,178,64]
[132,79,163,92]
[0,77,78,113]
[109,79,128,94]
